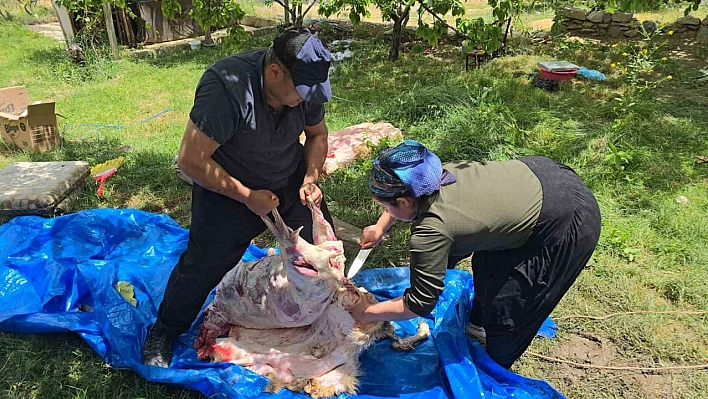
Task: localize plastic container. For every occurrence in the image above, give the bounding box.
[537,61,579,82]
[189,40,201,50]
[539,67,578,81]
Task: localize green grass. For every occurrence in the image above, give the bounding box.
[2,12,708,399]
[0,0,56,25]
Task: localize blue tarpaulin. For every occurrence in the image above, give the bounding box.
[0,209,564,399]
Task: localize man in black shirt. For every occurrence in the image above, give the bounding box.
[142,28,335,368]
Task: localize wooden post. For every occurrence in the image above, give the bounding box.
[102,2,119,59]
[119,8,136,47]
[52,0,75,45]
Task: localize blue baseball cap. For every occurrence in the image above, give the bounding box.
[273,28,332,104]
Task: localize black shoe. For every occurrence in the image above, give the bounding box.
[142,325,173,368]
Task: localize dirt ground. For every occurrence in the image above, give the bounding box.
[519,332,701,399]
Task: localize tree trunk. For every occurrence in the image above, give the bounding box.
[204,27,213,45]
[284,0,290,25]
[388,7,410,62]
[389,17,402,62]
[289,8,298,27]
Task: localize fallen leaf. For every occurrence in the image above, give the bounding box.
[115,281,137,306]
[675,196,690,204]
[696,156,708,163]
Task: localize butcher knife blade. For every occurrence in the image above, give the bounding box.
[346,248,372,279]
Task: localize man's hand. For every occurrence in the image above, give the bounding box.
[300,182,322,206]
[245,190,280,216]
[302,119,328,206]
[360,225,385,249]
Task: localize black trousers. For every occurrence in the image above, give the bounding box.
[449,156,601,368]
[155,159,334,339]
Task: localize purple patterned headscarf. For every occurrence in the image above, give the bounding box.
[369,140,456,198]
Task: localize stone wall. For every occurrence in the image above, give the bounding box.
[554,6,708,43]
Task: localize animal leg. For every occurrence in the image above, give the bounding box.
[210,338,255,365]
[335,280,362,308]
[265,373,284,393]
[265,374,308,394]
[386,321,431,352]
[283,378,310,394]
[193,308,228,360]
[306,361,360,399]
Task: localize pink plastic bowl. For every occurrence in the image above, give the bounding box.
[539,67,578,81]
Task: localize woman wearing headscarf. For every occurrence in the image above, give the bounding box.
[350,140,601,369]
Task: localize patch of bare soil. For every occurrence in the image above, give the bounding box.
[550,333,617,385]
[549,333,683,399]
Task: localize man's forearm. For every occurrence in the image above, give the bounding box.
[180,156,251,203]
[178,119,253,204]
[303,131,328,184]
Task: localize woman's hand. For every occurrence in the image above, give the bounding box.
[360,225,385,249]
[345,296,374,326]
[349,297,418,324]
[360,210,396,248]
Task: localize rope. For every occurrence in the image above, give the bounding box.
[331,95,375,107]
[555,310,708,321]
[529,310,708,372]
[64,108,173,131]
[526,352,708,371]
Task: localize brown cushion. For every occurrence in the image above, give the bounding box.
[0,161,89,221]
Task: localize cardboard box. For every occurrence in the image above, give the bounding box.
[0,86,60,152]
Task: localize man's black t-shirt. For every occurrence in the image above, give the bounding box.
[189,49,325,191]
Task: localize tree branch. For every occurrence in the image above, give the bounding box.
[417,1,467,39]
[302,0,317,20]
[391,4,402,23]
[401,3,411,27]
[271,0,292,14]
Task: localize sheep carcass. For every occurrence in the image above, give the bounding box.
[194,199,429,398]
